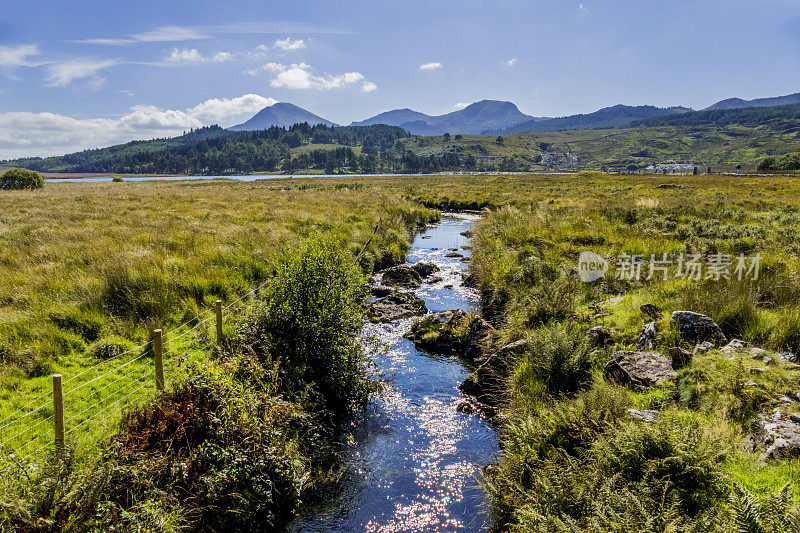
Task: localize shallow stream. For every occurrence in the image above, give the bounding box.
[289,213,497,532]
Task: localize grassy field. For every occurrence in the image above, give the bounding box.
[2,173,800,530]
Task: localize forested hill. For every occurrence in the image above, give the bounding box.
[631,102,800,129]
[5,123,409,174]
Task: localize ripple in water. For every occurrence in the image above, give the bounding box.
[290,214,497,533]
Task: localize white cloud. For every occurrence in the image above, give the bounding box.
[0,94,277,159]
[0,44,43,67]
[212,52,233,62]
[45,58,119,87]
[419,61,442,71]
[579,3,588,13]
[265,62,369,90]
[166,48,206,63]
[274,37,306,51]
[75,25,212,45]
[453,102,470,110]
[503,57,518,67]
[361,81,378,92]
[74,22,351,46]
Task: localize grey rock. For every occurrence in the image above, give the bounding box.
[368,292,427,322]
[637,321,659,349]
[603,350,677,391]
[668,346,693,369]
[444,252,464,258]
[721,339,748,354]
[753,408,800,460]
[380,265,422,288]
[411,262,440,278]
[371,285,393,298]
[456,401,474,414]
[588,326,613,347]
[779,396,795,404]
[426,275,444,284]
[671,311,727,346]
[592,296,623,310]
[421,235,433,239]
[497,339,530,355]
[640,304,662,320]
[627,408,660,423]
[694,341,714,355]
[780,351,798,363]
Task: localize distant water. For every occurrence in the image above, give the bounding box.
[46,174,439,183]
[289,213,497,533]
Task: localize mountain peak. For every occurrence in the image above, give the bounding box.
[230,102,337,131]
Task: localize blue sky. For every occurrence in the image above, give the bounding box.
[1,0,800,158]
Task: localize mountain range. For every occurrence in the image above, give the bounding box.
[350,100,548,135]
[228,91,800,136]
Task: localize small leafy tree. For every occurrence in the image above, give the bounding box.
[496,135,504,145]
[0,168,45,190]
[239,237,372,416]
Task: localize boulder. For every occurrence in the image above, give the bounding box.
[587,326,613,348]
[460,230,473,238]
[637,321,659,349]
[694,341,714,355]
[640,304,662,320]
[603,350,677,391]
[427,275,444,284]
[668,346,693,369]
[752,408,800,460]
[368,292,427,322]
[591,295,623,310]
[411,262,440,278]
[405,310,492,359]
[721,339,748,354]
[671,311,727,346]
[371,285,393,298]
[380,265,422,289]
[445,252,463,258]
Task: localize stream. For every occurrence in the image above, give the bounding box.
[289,213,498,532]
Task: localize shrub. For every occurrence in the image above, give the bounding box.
[238,237,372,416]
[0,168,45,190]
[512,322,598,399]
[111,176,124,182]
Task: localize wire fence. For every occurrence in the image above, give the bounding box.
[0,279,269,470]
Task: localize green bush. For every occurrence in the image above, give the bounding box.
[238,237,372,416]
[512,323,598,399]
[0,168,45,190]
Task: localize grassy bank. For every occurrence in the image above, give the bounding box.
[464,174,800,530]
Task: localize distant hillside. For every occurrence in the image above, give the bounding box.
[351,108,434,128]
[4,123,407,174]
[705,92,800,110]
[351,100,545,135]
[631,102,800,130]
[231,102,337,130]
[495,104,692,134]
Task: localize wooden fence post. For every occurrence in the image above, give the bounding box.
[153,329,164,391]
[215,300,223,347]
[52,374,64,452]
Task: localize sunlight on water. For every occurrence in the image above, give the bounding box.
[290,213,496,533]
